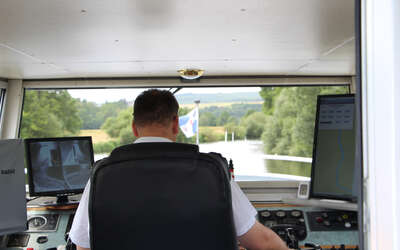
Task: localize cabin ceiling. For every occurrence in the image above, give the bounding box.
[0,0,355,80]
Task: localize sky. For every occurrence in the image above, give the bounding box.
[68,87,261,104]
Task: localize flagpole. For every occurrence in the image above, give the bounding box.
[194,100,200,145]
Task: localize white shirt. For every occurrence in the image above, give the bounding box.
[69,137,257,248]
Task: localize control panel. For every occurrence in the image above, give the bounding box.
[258,209,307,241]
[27,214,60,232]
[2,210,74,250]
[257,207,359,250]
[306,211,358,231]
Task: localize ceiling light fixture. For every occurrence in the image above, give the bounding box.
[178,69,204,80]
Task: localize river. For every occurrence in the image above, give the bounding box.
[95,140,311,181]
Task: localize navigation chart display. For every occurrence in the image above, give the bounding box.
[310,95,357,201]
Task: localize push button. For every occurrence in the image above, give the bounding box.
[323,220,331,227]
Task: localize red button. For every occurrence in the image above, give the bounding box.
[316,217,323,223]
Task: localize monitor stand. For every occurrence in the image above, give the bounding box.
[27,194,81,207]
[42,196,80,206]
[56,196,69,204]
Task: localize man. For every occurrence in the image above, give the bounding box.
[70,89,290,250]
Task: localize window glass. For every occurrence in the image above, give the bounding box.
[20,86,349,181]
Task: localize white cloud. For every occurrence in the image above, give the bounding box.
[178,87,261,94]
[68,88,148,104]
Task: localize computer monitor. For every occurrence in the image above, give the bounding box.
[309,94,357,202]
[25,136,94,204]
[0,139,27,236]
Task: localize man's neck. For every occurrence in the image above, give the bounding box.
[137,135,175,141]
[136,130,176,142]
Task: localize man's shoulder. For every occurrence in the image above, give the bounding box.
[93,157,110,167]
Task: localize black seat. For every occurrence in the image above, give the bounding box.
[89,142,238,250]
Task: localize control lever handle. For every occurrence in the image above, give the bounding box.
[304,242,322,250]
[285,228,299,250]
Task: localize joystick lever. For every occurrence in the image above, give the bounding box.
[285,228,299,250]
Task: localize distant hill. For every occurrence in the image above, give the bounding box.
[175,92,262,104]
[201,103,263,119]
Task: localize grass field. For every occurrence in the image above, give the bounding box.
[201,126,225,134]
[80,129,111,143]
[81,126,226,144]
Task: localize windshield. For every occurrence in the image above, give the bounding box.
[20,85,349,181]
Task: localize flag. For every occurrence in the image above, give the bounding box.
[179,107,198,138]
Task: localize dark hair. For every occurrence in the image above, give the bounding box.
[133,89,179,127]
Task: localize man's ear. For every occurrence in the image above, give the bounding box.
[132,121,140,137]
[172,116,179,136]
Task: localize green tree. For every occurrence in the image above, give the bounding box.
[98,107,137,148]
[45,91,82,134]
[119,126,136,145]
[93,140,119,154]
[259,87,284,115]
[95,100,129,128]
[240,112,267,139]
[77,100,102,129]
[20,90,82,138]
[216,111,231,126]
[76,99,130,130]
[101,108,133,138]
[261,86,348,157]
[244,109,256,117]
[199,112,217,126]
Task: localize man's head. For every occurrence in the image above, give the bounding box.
[132,89,180,141]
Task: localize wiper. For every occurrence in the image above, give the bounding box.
[170,87,182,95]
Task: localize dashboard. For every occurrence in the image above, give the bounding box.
[2,204,359,250]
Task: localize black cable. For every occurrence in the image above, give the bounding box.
[172,87,182,95]
[26,197,39,203]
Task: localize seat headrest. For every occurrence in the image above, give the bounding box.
[107,142,199,162]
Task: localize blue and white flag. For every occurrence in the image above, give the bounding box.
[179,107,198,138]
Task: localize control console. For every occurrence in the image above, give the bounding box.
[258,209,307,242]
[257,207,359,250]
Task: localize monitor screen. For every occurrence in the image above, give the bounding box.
[0,139,27,236]
[25,137,94,199]
[309,94,357,202]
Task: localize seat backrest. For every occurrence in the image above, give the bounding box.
[89,142,238,250]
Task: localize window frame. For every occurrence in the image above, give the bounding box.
[0,88,5,120]
[0,81,8,136]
